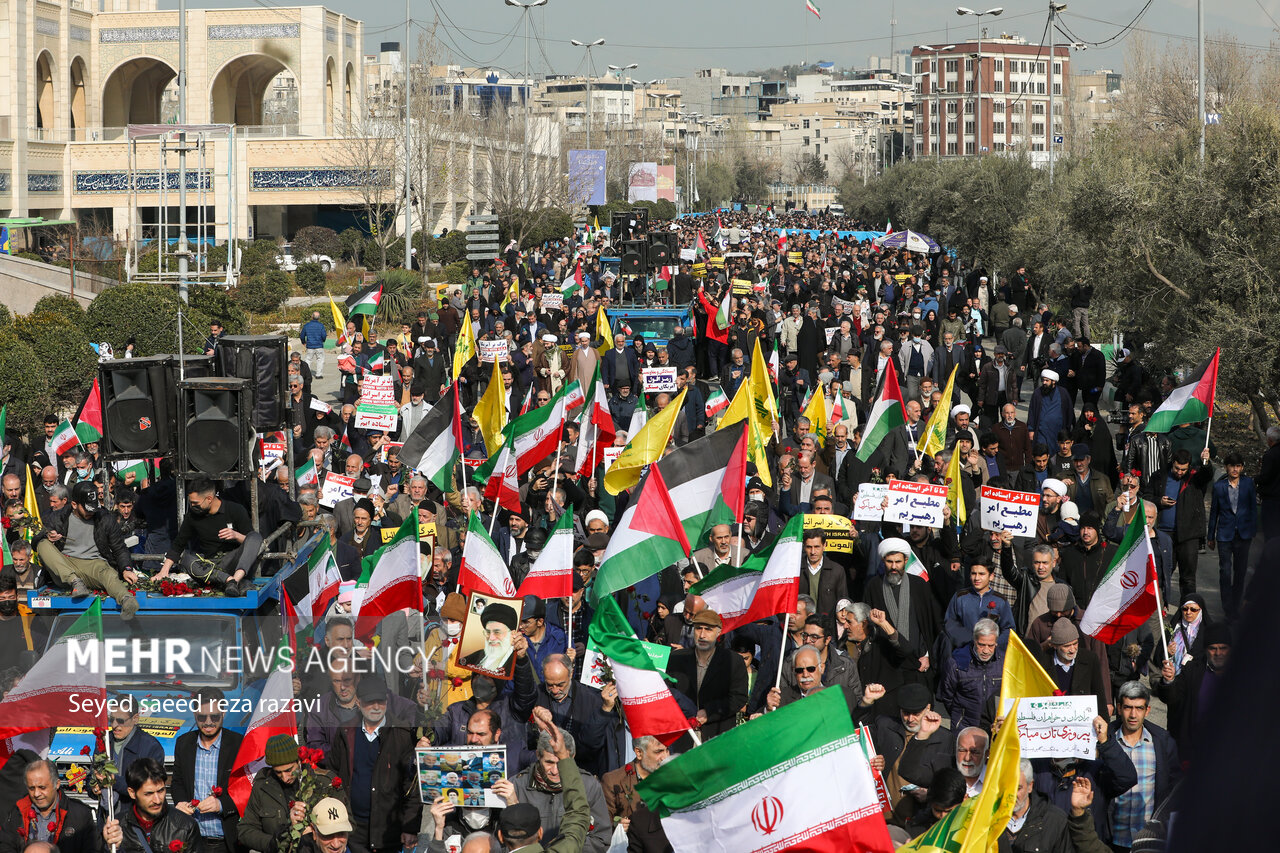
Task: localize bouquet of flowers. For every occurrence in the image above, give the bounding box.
[281,747,342,853]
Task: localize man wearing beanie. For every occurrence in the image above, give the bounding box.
[1025,584,1114,711]
[1059,510,1112,609]
[1157,620,1231,758]
[240,735,346,853]
[1037,617,1109,716]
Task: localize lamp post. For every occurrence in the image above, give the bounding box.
[505,0,547,183]
[607,63,638,134]
[1047,2,1066,181]
[918,44,954,163]
[571,38,605,149]
[956,6,1003,157]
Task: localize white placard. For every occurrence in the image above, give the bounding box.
[541,292,564,311]
[319,472,356,508]
[679,247,697,262]
[825,327,839,344]
[979,486,1041,537]
[602,446,624,472]
[1003,695,1098,760]
[642,367,678,394]
[359,373,395,406]
[259,441,285,462]
[883,478,948,529]
[478,340,509,363]
[853,483,889,522]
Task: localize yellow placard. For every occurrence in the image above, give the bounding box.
[788,251,803,265]
[382,521,438,543]
[708,256,725,268]
[803,513,854,554]
[692,262,707,278]
[732,278,753,295]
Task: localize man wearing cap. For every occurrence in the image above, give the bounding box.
[1058,509,1112,610]
[240,735,347,853]
[496,719,592,853]
[307,798,355,853]
[34,480,140,619]
[329,677,421,853]
[865,538,942,687]
[868,682,954,821]
[667,609,749,740]
[947,405,979,451]
[1066,444,1113,517]
[1027,369,1075,448]
[1038,617,1109,716]
[1034,478,1068,543]
[570,331,598,392]
[462,603,520,676]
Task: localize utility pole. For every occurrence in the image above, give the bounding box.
[957,7,1004,157]
[1197,0,1205,160]
[571,39,605,149]
[177,0,188,303]
[404,0,413,269]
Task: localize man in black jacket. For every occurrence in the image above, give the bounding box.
[154,479,263,595]
[1038,618,1110,716]
[103,759,203,853]
[1145,447,1214,597]
[171,689,244,853]
[667,610,748,741]
[33,482,139,619]
[0,759,96,853]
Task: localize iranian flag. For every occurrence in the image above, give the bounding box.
[475,436,521,513]
[295,456,318,487]
[637,687,894,853]
[51,418,80,457]
[697,287,729,344]
[75,378,104,444]
[591,427,742,604]
[459,512,517,597]
[884,218,893,235]
[352,509,423,639]
[690,514,805,632]
[1145,348,1220,433]
[904,545,930,581]
[705,387,728,418]
[572,364,616,477]
[0,599,106,761]
[299,534,343,626]
[346,282,383,317]
[507,383,568,476]
[831,386,847,424]
[589,597,692,745]
[564,379,585,412]
[399,385,463,493]
[228,664,297,814]
[1080,508,1159,643]
[517,509,574,599]
[855,359,905,462]
[367,349,387,372]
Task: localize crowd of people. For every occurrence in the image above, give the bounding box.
[0,205,1269,853]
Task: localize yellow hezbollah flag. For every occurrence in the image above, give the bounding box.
[999,632,1058,714]
[897,798,978,852]
[917,365,957,458]
[473,358,508,459]
[749,337,777,442]
[596,307,613,358]
[718,378,772,488]
[328,293,347,344]
[605,388,688,495]
[945,444,967,527]
[801,385,828,445]
[23,469,43,529]
[957,700,1022,852]
[453,312,476,381]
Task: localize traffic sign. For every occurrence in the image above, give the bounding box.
[1053,134,1064,144]
[467,222,500,232]
[466,252,500,261]
[1205,112,1221,125]
[467,242,500,252]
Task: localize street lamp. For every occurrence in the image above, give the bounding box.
[506,1,547,186]
[1047,2,1066,180]
[607,63,638,131]
[918,44,954,163]
[571,38,605,148]
[956,7,1002,157]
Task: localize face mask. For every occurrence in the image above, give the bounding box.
[912,337,923,345]
[188,505,209,517]
[749,491,766,503]
[0,602,16,618]
[461,810,489,830]
[444,620,463,637]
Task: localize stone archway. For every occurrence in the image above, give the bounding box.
[344,62,355,126]
[70,57,88,137]
[325,58,336,134]
[36,51,56,131]
[101,56,177,127]
[209,53,291,126]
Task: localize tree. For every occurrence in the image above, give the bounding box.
[697,162,736,209]
[0,329,54,435]
[328,112,402,270]
[13,313,97,406]
[791,152,828,184]
[292,226,341,260]
[85,283,213,356]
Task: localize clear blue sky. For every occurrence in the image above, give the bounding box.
[164,0,1278,80]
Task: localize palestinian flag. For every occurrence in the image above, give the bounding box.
[296,456,318,487]
[228,665,297,814]
[589,597,692,745]
[696,230,709,257]
[1145,348,1220,433]
[716,288,732,330]
[1080,508,1160,643]
[517,508,574,599]
[637,687,894,853]
[74,378,103,444]
[111,459,149,483]
[346,283,382,317]
[592,427,745,604]
[352,509,423,639]
[51,418,80,457]
[561,259,584,297]
[572,364,616,477]
[705,387,728,418]
[459,512,517,597]
[0,600,106,762]
[399,385,463,493]
[855,359,905,462]
[696,288,729,345]
[690,514,804,632]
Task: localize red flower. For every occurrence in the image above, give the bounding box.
[169,842,184,853]
[1053,689,1065,697]
[987,601,996,609]
[211,786,223,797]
[47,822,57,833]
[190,799,199,808]
[330,777,342,789]
[80,745,91,756]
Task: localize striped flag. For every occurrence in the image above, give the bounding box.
[459,512,517,598]
[1145,348,1220,433]
[399,385,463,493]
[295,456,318,487]
[228,665,297,814]
[516,509,574,599]
[352,509,423,639]
[690,514,804,632]
[856,359,905,462]
[74,378,103,444]
[1080,508,1160,643]
[705,387,728,418]
[346,283,382,317]
[51,418,80,457]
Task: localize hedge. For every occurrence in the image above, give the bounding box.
[295,261,327,295]
[13,313,98,405]
[85,282,213,356]
[0,329,55,434]
[234,270,291,314]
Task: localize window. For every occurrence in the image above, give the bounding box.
[994,80,1003,93]
[1032,121,1045,136]
[1032,142,1045,151]
[965,80,974,93]
[946,81,958,93]
[1037,62,1046,74]
[947,142,958,155]
[930,121,939,135]
[816,144,822,155]
[1021,60,1028,73]
[803,119,810,129]
[1052,83,1061,95]
[1032,102,1045,115]
[947,120,958,134]
[992,100,1005,114]
[964,120,975,135]
[947,101,958,114]
[994,121,1005,134]
[964,100,974,114]
[965,58,974,72]
[803,136,810,145]
[915,60,925,74]
[965,141,975,154]
[995,59,1004,71]
[946,59,959,72]
[1012,122,1023,136]
[1053,61,1061,75]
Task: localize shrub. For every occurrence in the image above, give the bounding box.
[444,261,469,284]
[295,261,327,295]
[239,239,284,279]
[85,282,213,356]
[0,330,54,434]
[374,268,424,325]
[31,294,88,328]
[292,226,341,261]
[187,285,249,334]
[234,270,291,314]
[13,251,43,263]
[425,230,468,264]
[339,228,365,265]
[13,313,97,405]
[0,303,11,328]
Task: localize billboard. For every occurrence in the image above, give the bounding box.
[568,149,608,205]
[627,162,658,202]
[656,165,676,202]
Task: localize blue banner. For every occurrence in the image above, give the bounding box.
[568,149,608,206]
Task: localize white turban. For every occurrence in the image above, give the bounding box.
[1042,478,1068,497]
[1041,369,1060,383]
[878,537,912,560]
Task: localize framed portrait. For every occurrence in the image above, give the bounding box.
[416,746,508,808]
[455,593,523,680]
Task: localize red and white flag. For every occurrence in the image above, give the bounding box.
[1080,510,1160,643]
[459,512,517,598]
[228,666,297,814]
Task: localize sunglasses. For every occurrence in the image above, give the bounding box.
[195,713,224,723]
[1181,605,1201,613]
[110,716,133,726]
[794,665,819,674]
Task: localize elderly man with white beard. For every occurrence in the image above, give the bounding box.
[954,727,990,798]
[865,538,943,689]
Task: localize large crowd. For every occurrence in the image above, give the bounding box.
[0,205,1273,853]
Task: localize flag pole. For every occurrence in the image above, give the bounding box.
[1151,554,1171,664]
[1203,414,1213,453]
[773,614,790,691]
[565,598,573,652]
[104,717,117,853]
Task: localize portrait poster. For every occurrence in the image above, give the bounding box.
[456,593,524,680]
[416,746,508,808]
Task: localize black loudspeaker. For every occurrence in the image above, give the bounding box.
[620,252,643,275]
[623,240,650,273]
[216,335,289,431]
[630,208,649,233]
[610,213,628,240]
[177,377,253,479]
[600,244,616,257]
[99,356,175,460]
[171,354,217,381]
[648,233,673,267]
